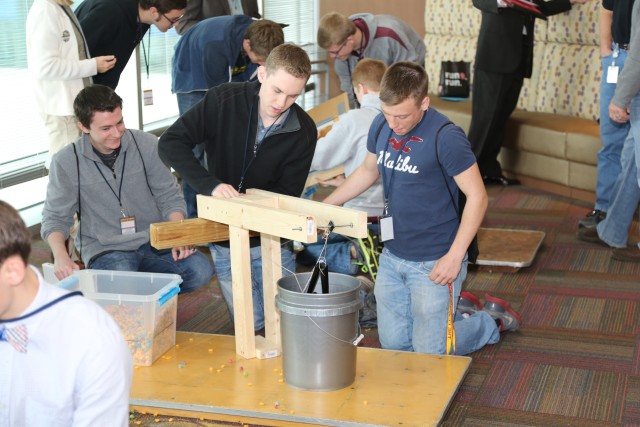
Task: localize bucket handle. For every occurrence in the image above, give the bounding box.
[306,259,330,294]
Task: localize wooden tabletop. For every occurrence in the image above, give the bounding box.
[130,332,470,427]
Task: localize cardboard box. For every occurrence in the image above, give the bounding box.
[58,270,182,366]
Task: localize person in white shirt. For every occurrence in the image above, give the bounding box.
[26,0,116,168]
[0,200,133,426]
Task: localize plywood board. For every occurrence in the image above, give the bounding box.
[130,332,471,427]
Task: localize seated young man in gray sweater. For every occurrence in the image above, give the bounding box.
[41,84,214,293]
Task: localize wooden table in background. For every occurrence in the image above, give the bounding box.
[130,332,471,427]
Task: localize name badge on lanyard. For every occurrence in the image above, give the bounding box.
[379,215,394,242]
[120,216,136,235]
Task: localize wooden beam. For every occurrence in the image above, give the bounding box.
[197,194,319,243]
[149,218,230,249]
[229,225,255,359]
[257,233,283,359]
[246,189,368,239]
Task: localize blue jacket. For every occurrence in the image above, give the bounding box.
[172,15,256,93]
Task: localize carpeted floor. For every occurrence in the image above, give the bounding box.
[28,184,640,426]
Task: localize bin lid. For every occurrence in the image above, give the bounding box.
[57,269,182,304]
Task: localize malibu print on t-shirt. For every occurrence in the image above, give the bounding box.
[377,135,424,174]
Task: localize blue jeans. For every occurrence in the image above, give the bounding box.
[210,243,296,330]
[374,248,499,355]
[88,243,214,293]
[597,96,640,248]
[297,233,358,275]
[177,91,207,219]
[596,46,630,211]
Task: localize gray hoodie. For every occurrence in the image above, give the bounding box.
[41,129,186,265]
[335,13,426,108]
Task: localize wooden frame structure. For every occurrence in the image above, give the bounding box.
[151,189,367,360]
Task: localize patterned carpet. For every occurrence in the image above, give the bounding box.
[28,185,640,426]
[443,185,640,427]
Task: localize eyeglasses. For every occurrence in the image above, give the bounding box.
[327,40,347,56]
[161,13,183,25]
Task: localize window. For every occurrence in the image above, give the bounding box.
[139,26,180,130]
[0,0,319,225]
[263,0,325,108]
[0,0,49,190]
[0,0,180,225]
[263,0,316,45]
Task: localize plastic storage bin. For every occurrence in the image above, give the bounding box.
[58,269,182,366]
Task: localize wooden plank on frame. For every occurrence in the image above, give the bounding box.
[149,218,230,249]
[197,194,318,243]
[246,189,368,239]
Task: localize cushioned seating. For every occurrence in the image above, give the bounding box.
[424,0,602,198]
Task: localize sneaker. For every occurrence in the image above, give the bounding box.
[457,291,483,317]
[578,209,606,229]
[612,245,640,262]
[483,294,522,332]
[576,227,608,246]
[354,229,383,281]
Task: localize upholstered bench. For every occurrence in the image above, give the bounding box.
[424,0,602,200]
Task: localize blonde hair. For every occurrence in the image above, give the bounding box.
[265,43,311,80]
[317,12,356,49]
[56,0,74,6]
[351,59,387,92]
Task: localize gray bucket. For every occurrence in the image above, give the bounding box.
[275,272,362,391]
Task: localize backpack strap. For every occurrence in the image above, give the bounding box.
[433,122,479,264]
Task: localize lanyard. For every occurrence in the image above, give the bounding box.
[238,102,284,192]
[141,31,151,79]
[0,292,83,324]
[94,151,128,217]
[380,127,407,216]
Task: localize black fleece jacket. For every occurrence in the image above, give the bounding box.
[158,80,317,199]
[76,0,149,89]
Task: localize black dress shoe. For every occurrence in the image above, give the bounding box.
[578,209,606,229]
[482,175,521,186]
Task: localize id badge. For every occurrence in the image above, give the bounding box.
[120,216,136,235]
[607,65,619,84]
[143,89,154,106]
[379,215,394,242]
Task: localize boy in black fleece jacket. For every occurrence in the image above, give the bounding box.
[159,43,317,331]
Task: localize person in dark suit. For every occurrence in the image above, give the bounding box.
[468,0,586,186]
[176,0,260,35]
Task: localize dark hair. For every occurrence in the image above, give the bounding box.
[139,0,186,14]
[73,84,123,129]
[244,20,284,60]
[0,201,31,265]
[380,62,429,107]
[265,43,311,80]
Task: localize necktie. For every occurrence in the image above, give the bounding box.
[0,324,28,353]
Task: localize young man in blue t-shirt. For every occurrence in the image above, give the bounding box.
[324,62,522,355]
